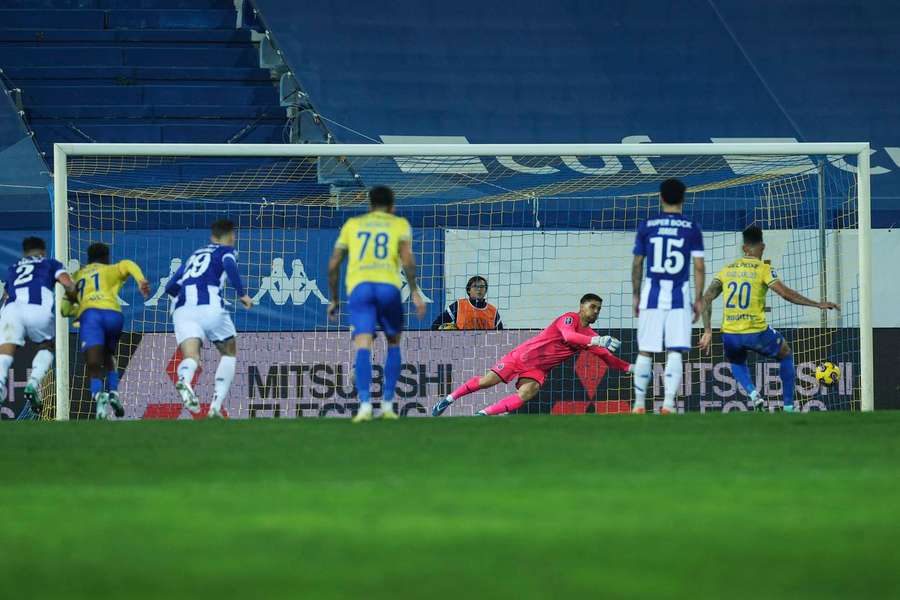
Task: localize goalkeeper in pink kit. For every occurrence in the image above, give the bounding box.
[432,293,633,416]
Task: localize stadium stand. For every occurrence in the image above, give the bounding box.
[0,0,284,160]
[252,0,900,222]
[0,73,49,228]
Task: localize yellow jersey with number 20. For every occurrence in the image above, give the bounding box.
[335,212,412,294]
[714,257,778,334]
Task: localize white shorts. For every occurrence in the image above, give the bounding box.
[637,308,692,353]
[173,305,236,345]
[0,302,54,346]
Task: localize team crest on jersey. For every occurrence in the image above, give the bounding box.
[564,316,573,325]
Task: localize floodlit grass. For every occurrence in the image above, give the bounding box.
[2,412,898,599]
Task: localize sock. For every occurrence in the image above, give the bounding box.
[730,362,757,401]
[90,377,103,397]
[482,393,525,416]
[632,354,652,409]
[450,376,483,401]
[355,348,372,404]
[663,352,683,410]
[106,370,119,393]
[177,358,198,386]
[212,356,236,411]
[780,353,796,410]
[0,353,13,388]
[382,346,401,412]
[28,350,53,387]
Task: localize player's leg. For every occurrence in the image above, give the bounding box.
[757,327,794,412]
[23,339,55,411]
[0,304,25,403]
[660,308,692,414]
[209,335,237,419]
[775,340,796,412]
[172,306,204,413]
[432,366,505,417]
[0,343,16,404]
[479,377,541,416]
[633,308,661,413]
[348,284,377,423]
[723,334,759,409]
[377,284,404,419]
[78,309,110,419]
[101,311,125,418]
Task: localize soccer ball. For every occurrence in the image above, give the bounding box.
[815,362,841,386]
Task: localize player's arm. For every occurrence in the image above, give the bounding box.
[555,317,609,349]
[631,255,644,318]
[222,252,252,309]
[399,237,426,319]
[586,345,632,373]
[326,245,347,321]
[770,280,839,310]
[117,260,151,298]
[494,310,503,331]
[692,255,705,323]
[164,261,187,298]
[699,278,723,354]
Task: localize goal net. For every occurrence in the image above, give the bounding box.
[49,143,873,419]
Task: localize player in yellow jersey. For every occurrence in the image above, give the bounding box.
[327,185,426,422]
[699,225,838,412]
[66,242,150,419]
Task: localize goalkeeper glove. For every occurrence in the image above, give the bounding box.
[60,298,79,318]
[590,335,621,353]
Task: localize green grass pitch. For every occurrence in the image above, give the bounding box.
[2,412,899,599]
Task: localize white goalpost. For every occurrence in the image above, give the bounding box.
[51,142,874,420]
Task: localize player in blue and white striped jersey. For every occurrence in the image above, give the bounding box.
[165,219,252,418]
[0,236,76,411]
[630,179,705,414]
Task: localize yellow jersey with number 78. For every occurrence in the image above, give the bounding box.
[335,212,412,295]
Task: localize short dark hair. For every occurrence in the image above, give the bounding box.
[466,276,488,293]
[87,242,110,264]
[660,178,686,205]
[211,219,235,238]
[369,185,395,209]
[580,293,603,305]
[743,224,764,245]
[22,236,46,253]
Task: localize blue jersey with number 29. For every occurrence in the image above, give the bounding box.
[633,213,704,310]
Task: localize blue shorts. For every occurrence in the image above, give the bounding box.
[79,308,124,353]
[722,327,784,364]
[348,283,403,338]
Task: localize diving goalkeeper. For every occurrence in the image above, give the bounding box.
[432,293,633,416]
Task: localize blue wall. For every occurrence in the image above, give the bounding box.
[254,0,900,225]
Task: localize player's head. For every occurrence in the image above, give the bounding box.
[742,224,765,257]
[211,219,236,246]
[22,236,46,256]
[87,242,110,265]
[369,185,395,213]
[659,178,686,207]
[579,293,603,324]
[466,276,488,300]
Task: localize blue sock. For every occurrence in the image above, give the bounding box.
[106,370,119,392]
[384,346,401,402]
[355,348,372,403]
[90,377,103,397]
[730,362,757,397]
[780,354,796,409]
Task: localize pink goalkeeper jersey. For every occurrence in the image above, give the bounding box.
[512,312,631,372]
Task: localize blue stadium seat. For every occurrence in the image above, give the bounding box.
[1,0,283,158]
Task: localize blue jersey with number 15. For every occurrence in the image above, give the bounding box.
[633,213,704,310]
